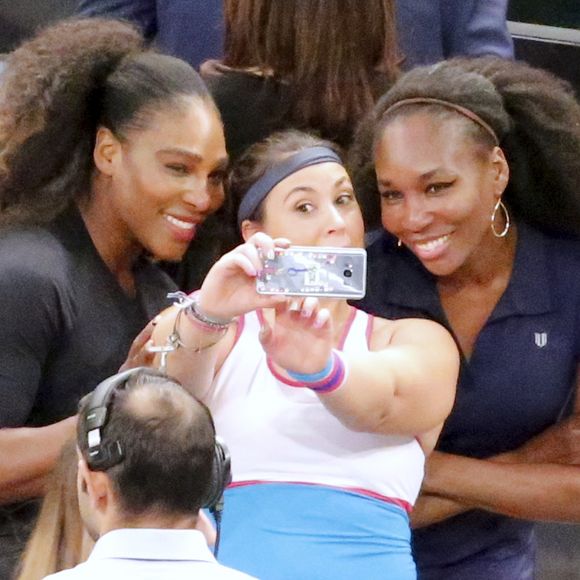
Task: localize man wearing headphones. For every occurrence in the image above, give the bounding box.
[44,368,253,579]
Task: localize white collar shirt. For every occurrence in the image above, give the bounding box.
[43,528,257,580]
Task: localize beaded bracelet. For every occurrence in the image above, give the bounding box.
[286,350,347,394]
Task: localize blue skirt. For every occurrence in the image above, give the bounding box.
[217,482,416,580]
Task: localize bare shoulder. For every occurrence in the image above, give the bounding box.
[370,316,457,353]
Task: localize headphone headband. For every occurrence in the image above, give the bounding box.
[83,367,157,471]
[81,367,231,510]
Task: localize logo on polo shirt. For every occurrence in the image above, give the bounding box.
[534,332,548,348]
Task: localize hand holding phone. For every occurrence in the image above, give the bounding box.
[256,246,367,299]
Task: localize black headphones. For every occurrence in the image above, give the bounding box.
[82,367,232,511]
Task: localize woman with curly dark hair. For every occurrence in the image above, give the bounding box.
[0,18,227,576]
[349,57,580,579]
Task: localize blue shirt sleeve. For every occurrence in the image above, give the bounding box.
[76,0,223,68]
[441,0,514,59]
[76,0,158,39]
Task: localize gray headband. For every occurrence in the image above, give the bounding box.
[237,146,343,225]
[383,97,499,145]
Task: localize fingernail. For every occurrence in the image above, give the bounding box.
[313,311,328,328]
[267,249,276,260]
[289,300,300,311]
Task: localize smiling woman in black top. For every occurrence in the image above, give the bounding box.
[0,18,227,576]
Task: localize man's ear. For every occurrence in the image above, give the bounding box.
[490,146,509,200]
[78,458,111,513]
[93,127,122,177]
[240,219,263,242]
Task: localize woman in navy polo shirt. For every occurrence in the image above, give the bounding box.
[350,57,580,579]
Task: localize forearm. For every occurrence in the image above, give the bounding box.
[424,452,580,522]
[0,417,76,504]
[411,493,471,528]
[151,304,230,397]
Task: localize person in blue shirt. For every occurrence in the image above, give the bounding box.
[349,57,580,579]
[76,0,223,69]
[75,0,513,71]
[396,0,513,68]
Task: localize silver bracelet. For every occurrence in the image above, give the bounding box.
[168,291,233,331]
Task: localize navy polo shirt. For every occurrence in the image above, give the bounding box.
[359,223,580,578]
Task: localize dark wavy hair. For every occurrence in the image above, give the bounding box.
[0,18,212,226]
[223,0,399,147]
[349,57,580,237]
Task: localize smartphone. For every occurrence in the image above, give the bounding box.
[256,246,367,299]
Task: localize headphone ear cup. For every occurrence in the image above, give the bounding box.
[203,437,232,510]
[87,441,124,472]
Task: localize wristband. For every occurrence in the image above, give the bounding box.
[286,356,334,383]
[286,350,347,394]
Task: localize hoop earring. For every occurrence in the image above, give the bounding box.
[491,199,510,238]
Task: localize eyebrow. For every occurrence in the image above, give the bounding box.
[283,176,353,202]
[158,147,203,162]
[378,167,451,187]
[158,148,229,171]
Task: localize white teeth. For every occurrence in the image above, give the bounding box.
[165,215,195,230]
[415,235,450,252]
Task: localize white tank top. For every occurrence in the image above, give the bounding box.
[206,308,425,508]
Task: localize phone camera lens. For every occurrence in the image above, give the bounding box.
[343,269,353,278]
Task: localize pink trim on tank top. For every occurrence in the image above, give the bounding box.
[337,306,357,350]
[233,313,245,346]
[365,313,374,347]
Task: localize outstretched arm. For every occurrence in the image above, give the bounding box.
[262,306,459,437]
[151,234,289,397]
[154,233,459,437]
[319,319,459,436]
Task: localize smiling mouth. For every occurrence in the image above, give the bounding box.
[413,234,449,252]
[164,215,197,232]
[411,234,451,259]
